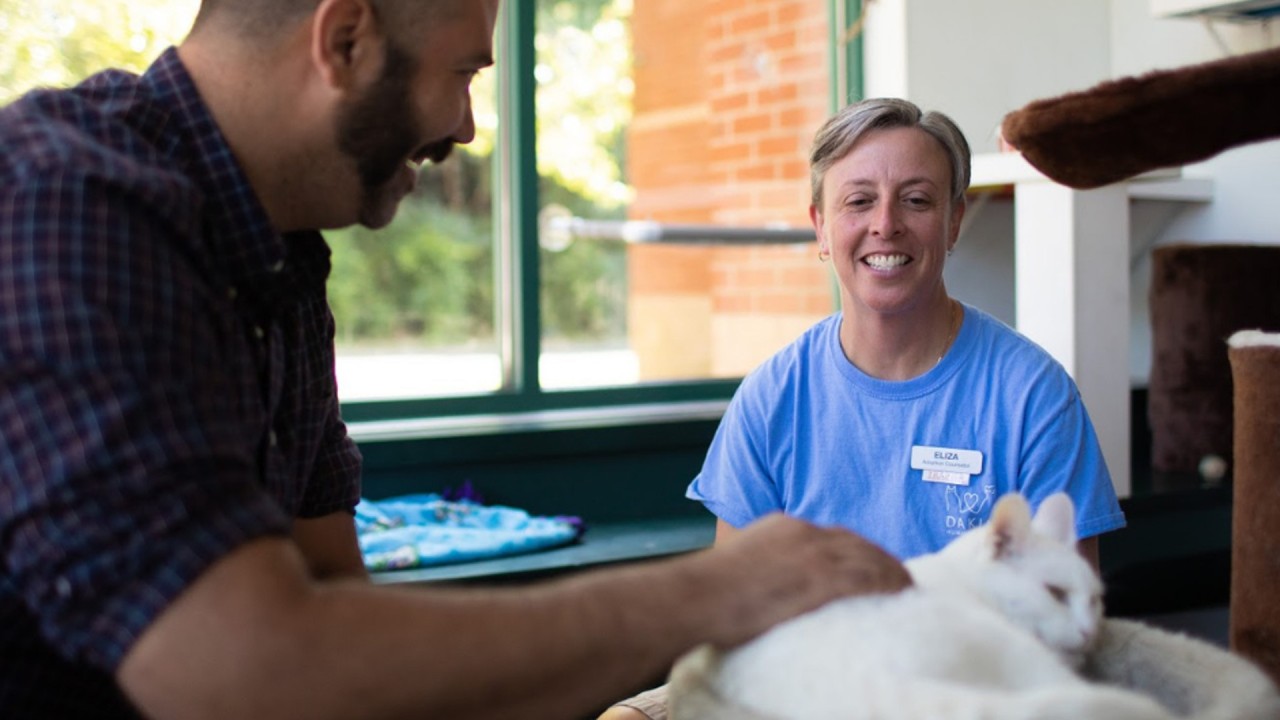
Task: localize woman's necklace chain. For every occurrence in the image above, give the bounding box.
[935,300,959,367]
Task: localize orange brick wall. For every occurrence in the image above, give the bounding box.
[628,0,834,379]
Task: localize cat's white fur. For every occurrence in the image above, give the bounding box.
[691,493,1176,720]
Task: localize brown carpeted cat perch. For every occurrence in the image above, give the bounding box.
[1229,331,1280,691]
[1000,45,1280,189]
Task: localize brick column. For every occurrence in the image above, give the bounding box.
[629,0,833,380]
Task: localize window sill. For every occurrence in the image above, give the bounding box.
[348,399,730,443]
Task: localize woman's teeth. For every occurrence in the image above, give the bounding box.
[865,253,909,269]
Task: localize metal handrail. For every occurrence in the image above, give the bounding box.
[542,212,815,248]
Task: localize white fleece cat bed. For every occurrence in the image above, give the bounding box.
[669,610,1280,720]
[666,493,1280,720]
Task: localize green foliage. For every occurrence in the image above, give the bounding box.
[534,0,632,342]
[539,175,628,342]
[541,239,627,342]
[534,0,634,209]
[0,1,198,102]
[326,157,495,347]
[324,152,630,348]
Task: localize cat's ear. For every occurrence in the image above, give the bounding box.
[1031,493,1078,546]
[987,493,1033,559]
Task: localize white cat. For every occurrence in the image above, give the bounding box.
[670,492,1176,720]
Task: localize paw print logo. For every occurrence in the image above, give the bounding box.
[943,484,996,534]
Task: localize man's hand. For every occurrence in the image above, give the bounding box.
[678,514,911,649]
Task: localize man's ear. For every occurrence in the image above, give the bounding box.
[310,0,384,90]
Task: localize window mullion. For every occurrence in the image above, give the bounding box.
[829,0,864,110]
[496,0,542,396]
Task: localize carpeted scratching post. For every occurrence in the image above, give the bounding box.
[1148,244,1280,481]
[1228,330,1280,689]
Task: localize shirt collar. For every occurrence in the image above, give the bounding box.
[141,47,291,291]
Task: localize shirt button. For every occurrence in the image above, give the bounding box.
[270,259,286,273]
[55,577,72,598]
[253,326,265,340]
[227,286,238,300]
[268,430,278,447]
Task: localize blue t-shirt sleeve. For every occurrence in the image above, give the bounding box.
[1018,374,1126,539]
[687,376,783,528]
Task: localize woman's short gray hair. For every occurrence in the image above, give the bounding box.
[809,98,971,208]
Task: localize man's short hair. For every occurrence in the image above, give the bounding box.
[191,0,456,47]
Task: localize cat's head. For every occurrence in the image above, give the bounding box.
[929,492,1104,668]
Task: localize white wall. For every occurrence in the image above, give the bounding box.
[867,0,1280,385]
[865,0,1113,154]
[1112,0,1280,381]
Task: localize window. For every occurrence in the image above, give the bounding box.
[4,1,863,425]
[339,0,851,423]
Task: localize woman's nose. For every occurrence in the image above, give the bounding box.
[870,201,901,238]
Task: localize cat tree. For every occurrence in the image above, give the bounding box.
[1000,43,1280,690]
[1228,331,1280,690]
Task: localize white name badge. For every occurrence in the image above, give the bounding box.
[911,446,984,475]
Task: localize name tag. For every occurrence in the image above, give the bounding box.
[911,446,984,475]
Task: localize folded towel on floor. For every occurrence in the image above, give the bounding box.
[355,493,585,571]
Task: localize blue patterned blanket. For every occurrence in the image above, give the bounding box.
[355,493,585,571]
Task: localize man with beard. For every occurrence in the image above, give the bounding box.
[0,1,912,718]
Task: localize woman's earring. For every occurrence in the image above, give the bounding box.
[818,247,830,262]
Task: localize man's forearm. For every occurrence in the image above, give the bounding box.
[291,512,370,581]
[121,515,911,720]
[317,559,717,720]
[120,539,725,720]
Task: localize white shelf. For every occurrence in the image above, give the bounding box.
[1127,177,1215,202]
[965,152,1215,499]
[970,153,1207,201]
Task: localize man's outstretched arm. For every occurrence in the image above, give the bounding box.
[119,513,910,720]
